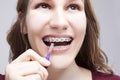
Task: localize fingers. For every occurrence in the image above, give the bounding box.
[19,61,48,79]
[12,49,50,66]
[21,74,42,80]
[6,61,48,80]
[5,49,50,80]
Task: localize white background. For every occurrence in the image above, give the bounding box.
[0,0,120,75]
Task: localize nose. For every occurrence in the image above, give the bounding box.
[49,10,68,31]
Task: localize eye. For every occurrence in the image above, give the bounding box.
[67,4,80,10]
[36,3,51,9]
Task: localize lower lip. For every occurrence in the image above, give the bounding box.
[52,45,70,53]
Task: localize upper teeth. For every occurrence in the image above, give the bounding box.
[44,38,72,42]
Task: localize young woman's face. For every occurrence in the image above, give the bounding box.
[24,0,86,69]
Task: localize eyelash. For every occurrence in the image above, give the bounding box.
[35,3,80,11]
[35,3,51,9]
[67,4,80,10]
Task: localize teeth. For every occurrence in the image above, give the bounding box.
[54,45,69,48]
[44,37,72,42]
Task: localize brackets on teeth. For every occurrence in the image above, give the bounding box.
[44,38,71,42]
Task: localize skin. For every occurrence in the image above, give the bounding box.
[5,0,92,80]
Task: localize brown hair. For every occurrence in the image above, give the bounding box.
[7,0,113,73]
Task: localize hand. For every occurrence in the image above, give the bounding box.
[5,49,50,80]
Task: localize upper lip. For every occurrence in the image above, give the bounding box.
[42,34,73,40]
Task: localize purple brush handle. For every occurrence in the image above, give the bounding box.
[45,52,50,60]
[45,43,54,61]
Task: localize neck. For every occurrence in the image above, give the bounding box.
[47,61,92,80]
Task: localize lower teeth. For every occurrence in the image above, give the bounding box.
[54,45,69,48]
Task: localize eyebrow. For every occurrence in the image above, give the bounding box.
[29,0,84,7]
[66,0,84,6]
[30,0,83,4]
[67,0,84,6]
[67,0,84,2]
[30,0,50,4]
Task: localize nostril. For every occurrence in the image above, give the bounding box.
[50,24,68,31]
[63,26,67,30]
[49,17,68,30]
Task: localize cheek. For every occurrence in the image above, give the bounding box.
[69,13,87,51]
[76,16,86,44]
[25,11,51,34]
[69,13,87,36]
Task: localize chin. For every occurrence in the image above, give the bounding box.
[49,56,75,70]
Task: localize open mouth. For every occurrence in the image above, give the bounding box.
[42,37,73,47]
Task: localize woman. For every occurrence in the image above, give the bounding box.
[1,0,120,80]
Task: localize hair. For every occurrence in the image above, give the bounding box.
[7,0,113,74]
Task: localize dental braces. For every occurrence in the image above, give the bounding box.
[44,38,72,42]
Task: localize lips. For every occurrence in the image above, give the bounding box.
[42,36,73,47]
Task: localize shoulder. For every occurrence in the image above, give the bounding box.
[92,70,120,80]
[0,74,5,80]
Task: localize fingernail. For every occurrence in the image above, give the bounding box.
[43,58,50,65]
